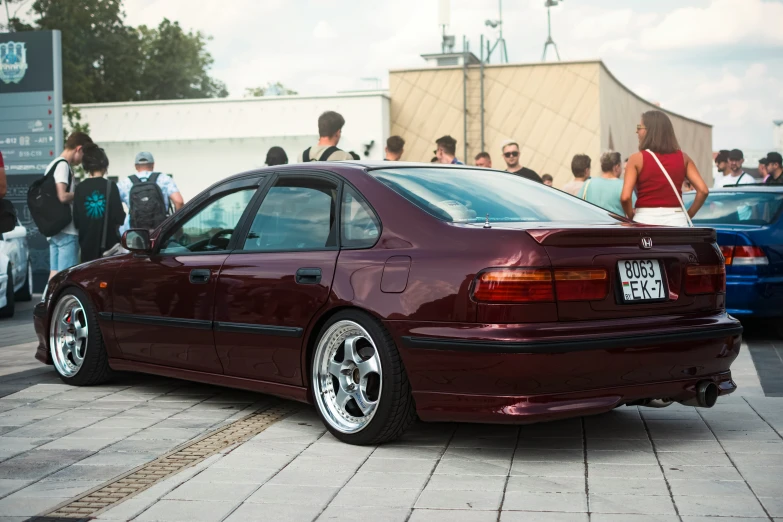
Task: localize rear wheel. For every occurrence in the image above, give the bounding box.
[15,262,32,302]
[0,265,14,318]
[311,310,416,445]
[49,288,113,386]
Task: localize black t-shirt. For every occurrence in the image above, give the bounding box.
[73,177,126,262]
[508,167,543,183]
[765,172,783,185]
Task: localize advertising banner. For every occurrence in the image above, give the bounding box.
[0,31,63,292]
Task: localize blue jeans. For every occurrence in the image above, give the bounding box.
[48,232,79,272]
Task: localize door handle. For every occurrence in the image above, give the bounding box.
[189,269,211,284]
[296,268,322,285]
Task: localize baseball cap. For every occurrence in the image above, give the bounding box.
[135,151,154,164]
[766,152,783,165]
[728,149,744,160]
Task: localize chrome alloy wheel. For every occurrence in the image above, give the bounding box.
[50,295,89,377]
[312,320,383,434]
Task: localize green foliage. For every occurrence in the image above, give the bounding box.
[244,82,298,97]
[13,0,226,103]
[137,19,228,100]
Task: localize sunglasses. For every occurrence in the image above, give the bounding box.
[636,125,646,132]
[503,151,519,158]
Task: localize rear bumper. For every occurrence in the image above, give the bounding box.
[387,313,742,424]
[414,373,736,424]
[726,275,783,318]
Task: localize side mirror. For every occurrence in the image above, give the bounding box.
[122,229,151,253]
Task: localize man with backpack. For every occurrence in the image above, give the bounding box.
[30,132,93,280]
[117,152,183,234]
[298,111,354,162]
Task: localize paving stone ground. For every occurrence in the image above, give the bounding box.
[1,302,782,522]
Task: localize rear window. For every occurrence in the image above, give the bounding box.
[370,168,618,224]
[685,191,783,225]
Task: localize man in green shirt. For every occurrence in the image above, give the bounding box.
[578,151,631,216]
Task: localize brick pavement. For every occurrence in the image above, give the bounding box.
[1,307,782,521]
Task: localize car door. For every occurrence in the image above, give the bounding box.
[213,173,341,385]
[112,176,263,373]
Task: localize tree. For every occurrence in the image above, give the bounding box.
[13,0,227,103]
[19,0,140,103]
[136,19,227,100]
[244,82,298,97]
[2,0,29,31]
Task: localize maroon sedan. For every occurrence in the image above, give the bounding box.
[34,163,742,444]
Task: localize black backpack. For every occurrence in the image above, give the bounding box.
[27,158,72,237]
[128,172,168,230]
[302,146,340,162]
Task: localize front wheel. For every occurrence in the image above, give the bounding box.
[311,311,416,445]
[49,288,113,386]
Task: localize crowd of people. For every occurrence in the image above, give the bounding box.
[2,107,781,279]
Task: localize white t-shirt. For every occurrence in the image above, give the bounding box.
[714,171,755,188]
[46,157,77,236]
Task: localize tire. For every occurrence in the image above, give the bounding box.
[311,310,416,445]
[49,287,113,386]
[0,265,14,318]
[15,262,32,302]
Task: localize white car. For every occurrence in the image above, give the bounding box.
[0,219,33,318]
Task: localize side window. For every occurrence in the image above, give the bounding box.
[341,186,380,248]
[159,189,256,254]
[242,177,338,252]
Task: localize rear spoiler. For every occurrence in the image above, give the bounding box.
[526,226,717,246]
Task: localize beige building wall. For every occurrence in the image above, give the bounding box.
[598,66,713,186]
[390,60,712,188]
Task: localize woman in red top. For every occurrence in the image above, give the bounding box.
[621,110,708,226]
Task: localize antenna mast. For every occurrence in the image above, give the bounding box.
[485,0,508,64]
[542,0,561,61]
[439,0,455,53]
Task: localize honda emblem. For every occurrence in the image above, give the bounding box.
[640,237,653,249]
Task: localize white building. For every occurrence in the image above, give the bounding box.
[76,92,390,201]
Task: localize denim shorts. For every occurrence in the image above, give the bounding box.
[48,232,79,272]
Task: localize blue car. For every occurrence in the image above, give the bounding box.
[684,186,783,333]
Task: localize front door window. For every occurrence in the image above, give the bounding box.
[160,189,256,254]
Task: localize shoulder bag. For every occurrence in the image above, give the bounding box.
[645,149,693,227]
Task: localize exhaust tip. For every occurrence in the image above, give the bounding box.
[697,381,718,408]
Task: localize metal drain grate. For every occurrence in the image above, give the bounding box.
[37,401,301,520]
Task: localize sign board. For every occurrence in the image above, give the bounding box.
[0,31,63,292]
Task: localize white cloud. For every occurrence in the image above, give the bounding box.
[313,20,337,40]
[639,0,783,50]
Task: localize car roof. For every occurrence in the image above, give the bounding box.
[216,161,489,186]
[704,185,783,193]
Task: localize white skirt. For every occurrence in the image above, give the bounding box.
[634,207,691,227]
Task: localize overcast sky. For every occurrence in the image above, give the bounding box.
[118,0,783,151]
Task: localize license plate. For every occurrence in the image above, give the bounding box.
[618,260,666,302]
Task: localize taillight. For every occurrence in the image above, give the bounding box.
[720,245,734,265]
[473,269,553,303]
[719,245,768,266]
[732,246,768,266]
[685,265,726,295]
[554,269,608,301]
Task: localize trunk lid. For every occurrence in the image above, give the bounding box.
[527,226,724,320]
